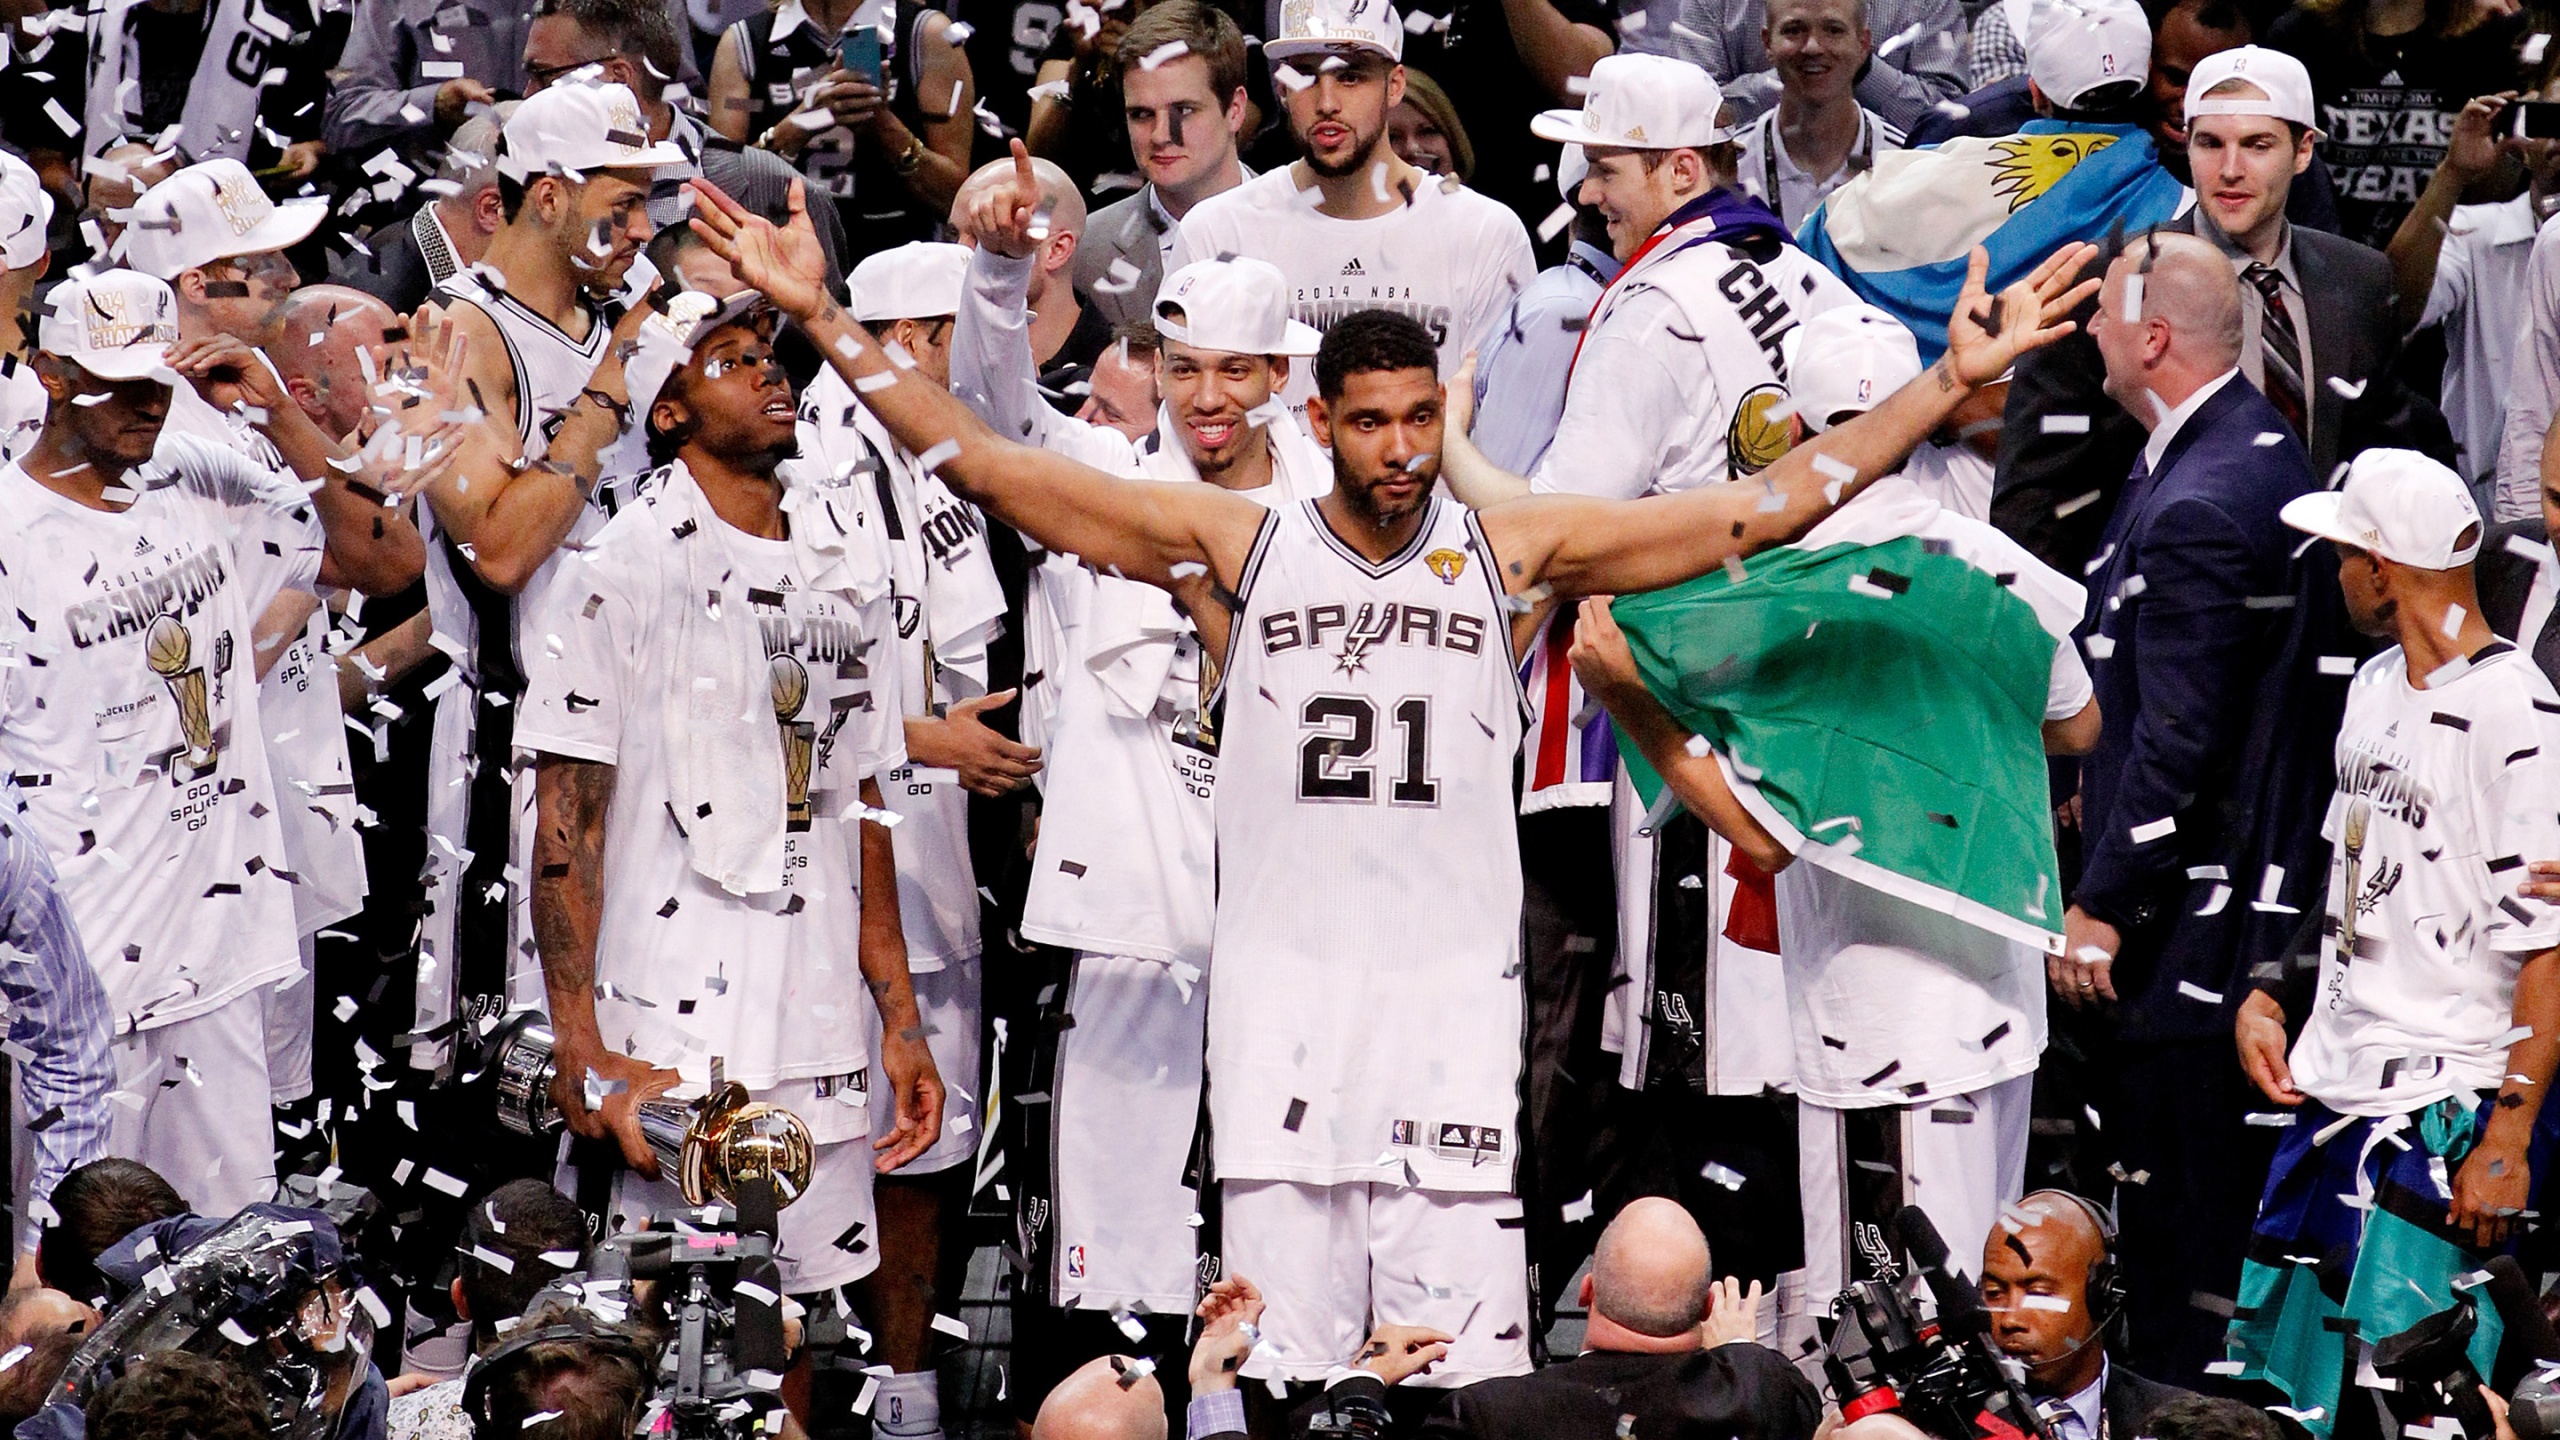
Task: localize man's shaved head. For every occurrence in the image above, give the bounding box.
[2121,230,2243,367]
[1590,1197,1715,1338]
[270,285,401,438]
[1030,1355,1167,1440]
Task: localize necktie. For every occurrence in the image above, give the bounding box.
[2535,601,2560,688]
[2245,263,2308,440]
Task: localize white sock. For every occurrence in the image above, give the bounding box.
[873,1370,942,1440]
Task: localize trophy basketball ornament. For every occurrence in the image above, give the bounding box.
[490,1016,817,1208]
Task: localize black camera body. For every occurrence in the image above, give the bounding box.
[1822,1207,2056,1440]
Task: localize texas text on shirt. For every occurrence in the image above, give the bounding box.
[1165,169,1536,409]
[2287,643,2560,1116]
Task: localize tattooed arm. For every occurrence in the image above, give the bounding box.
[858,775,944,1172]
[532,754,680,1172]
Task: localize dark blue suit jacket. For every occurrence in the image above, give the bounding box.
[2075,375,2360,1041]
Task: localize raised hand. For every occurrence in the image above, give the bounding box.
[970,138,1047,261]
[689,176,833,322]
[1944,242,2102,390]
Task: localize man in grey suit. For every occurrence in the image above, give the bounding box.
[1070,1,1255,329]
[2480,471,2560,686]
[1991,46,2451,576]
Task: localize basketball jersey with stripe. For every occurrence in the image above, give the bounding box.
[1208,496,1528,1193]
[414,269,618,1066]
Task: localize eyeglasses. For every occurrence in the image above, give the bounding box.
[526,52,619,87]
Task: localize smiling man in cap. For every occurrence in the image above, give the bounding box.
[947,153,1336,1422]
[122,157,329,353]
[1437,59,1856,1298]
[2227,448,2560,1426]
[0,269,420,1215]
[1164,0,1534,411]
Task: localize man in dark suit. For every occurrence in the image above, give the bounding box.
[1178,1200,1818,1440]
[2063,228,2351,1387]
[1979,1191,2197,1440]
[1991,48,2445,578]
[330,110,508,314]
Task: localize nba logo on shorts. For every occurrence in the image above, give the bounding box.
[1066,1245,1087,1278]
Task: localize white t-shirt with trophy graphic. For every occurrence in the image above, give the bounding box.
[0,435,319,1031]
[516,466,908,1093]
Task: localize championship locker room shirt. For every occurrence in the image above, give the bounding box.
[1208,497,1530,1193]
[1165,169,1537,410]
[2288,644,2560,1117]
[514,470,908,1093]
[0,434,319,1030]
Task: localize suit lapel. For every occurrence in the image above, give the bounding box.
[2293,232,2352,471]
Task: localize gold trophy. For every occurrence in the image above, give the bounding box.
[2338,796,2371,958]
[771,652,815,832]
[490,1018,817,1209]
[146,614,218,778]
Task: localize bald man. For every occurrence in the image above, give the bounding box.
[1979,1193,2194,1440]
[2066,228,2336,1383]
[1251,1199,1820,1440]
[950,153,1108,387]
[1032,1355,1169,1440]
[271,286,404,441]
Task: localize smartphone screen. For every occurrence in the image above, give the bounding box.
[2512,101,2560,139]
[838,27,883,84]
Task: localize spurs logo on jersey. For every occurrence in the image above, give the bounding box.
[1208,497,1532,1192]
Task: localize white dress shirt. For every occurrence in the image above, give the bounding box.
[2142,369,2245,477]
[2494,208,2560,522]
[2422,193,2545,494]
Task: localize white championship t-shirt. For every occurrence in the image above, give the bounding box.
[1771,475,2089,1107]
[2289,643,2560,1117]
[0,436,318,1030]
[1167,168,1536,410]
[514,466,908,1091]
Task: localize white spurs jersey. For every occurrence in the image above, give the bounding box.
[414,269,628,1064]
[1209,496,1529,1193]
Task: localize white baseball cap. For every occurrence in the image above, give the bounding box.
[1153,257,1323,357]
[1532,54,1728,150]
[38,270,182,384]
[122,158,326,280]
[630,289,773,433]
[496,80,690,183]
[2010,0,2149,112]
[2281,448,2484,571]
[1266,0,1403,62]
[1556,143,1589,201]
[847,242,970,323]
[2183,46,2320,131]
[0,150,51,271]
[1783,304,1922,432]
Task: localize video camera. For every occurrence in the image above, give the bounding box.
[2350,1255,2560,1440]
[1823,1205,2056,1440]
[469,1178,794,1440]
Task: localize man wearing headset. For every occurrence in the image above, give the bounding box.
[1978,1192,2195,1440]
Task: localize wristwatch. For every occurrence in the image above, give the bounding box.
[893,134,928,176]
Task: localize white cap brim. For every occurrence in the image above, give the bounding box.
[1157,314,1324,358]
[1265,35,1397,59]
[2277,490,2356,547]
[1529,107,1728,148]
[218,195,328,265]
[63,346,178,384]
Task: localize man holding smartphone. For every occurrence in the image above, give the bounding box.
[703,0,978,260]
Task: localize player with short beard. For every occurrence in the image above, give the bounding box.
[1164,0,1533,411]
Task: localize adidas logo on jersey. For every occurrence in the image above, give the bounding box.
[1340,258,1366,275]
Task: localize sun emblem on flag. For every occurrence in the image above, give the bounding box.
[1986,133,2118,214]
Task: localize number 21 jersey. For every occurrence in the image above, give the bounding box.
[1209,496,1528,1193]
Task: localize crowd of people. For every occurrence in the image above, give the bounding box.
[2,0,2560,1434]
